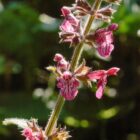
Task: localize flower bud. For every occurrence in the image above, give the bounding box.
[54,54,64,62]
[98,6,116,17]
[75,0,91,16]
[54,54,69,70]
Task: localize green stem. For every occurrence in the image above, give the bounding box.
[45,0,102,136]
[70,15,96,71]
[71,0,102,71]
[45,95,65,136]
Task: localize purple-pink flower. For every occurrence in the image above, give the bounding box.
[61,7,79,27]
[59,7,81,45]
[22,128,43,140]
[53,53,81,100]
[87,67,120,99]
[57,71,80,101]
[94,23,118,57]
[22,128,33,140]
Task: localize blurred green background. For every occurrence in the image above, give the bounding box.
[0,0,140,139]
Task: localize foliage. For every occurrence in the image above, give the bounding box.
[114,0,140,36]
[0,3,41,52]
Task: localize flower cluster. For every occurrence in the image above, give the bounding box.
[22,128,43,140]
[53,54,81,100]
[49,54,90,101]
[59,7,81,46]
[21,119,71,140]
[59,0,120,58]
[47,53,120,101]
[53,0,121,101]
[22,120,46,140]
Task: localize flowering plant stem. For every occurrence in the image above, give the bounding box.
[45,0,102,137]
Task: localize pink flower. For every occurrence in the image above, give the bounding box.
[53,54,81,100]
[59,17,80,44]
[57,71,80,100]
[61,7,79,27]
[54,53,69,70]
[87,67,120,99]
[22,128,33,139]
[95,23,118,57]
[60,7,79,32]
[22,128,43,140]
[59,7,81,45]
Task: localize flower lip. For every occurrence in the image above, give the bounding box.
[87,67,120,81]
[107,67,120,76]
[62,71,72,80]
[61,6,71,17]
[87,70,106,80]
[57,71,80,101]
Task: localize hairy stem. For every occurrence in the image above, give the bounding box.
[45,0,102,136]
[45,94,65,136]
